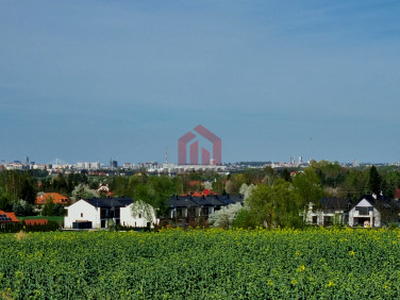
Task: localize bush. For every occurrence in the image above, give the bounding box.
[12,200,33,216]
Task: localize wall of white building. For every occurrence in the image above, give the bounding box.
[349,199,381,227]
[64,200,100,229]
[65,199,159,229]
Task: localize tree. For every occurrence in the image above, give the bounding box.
[239,183,255,200]
[292,168,325,208]
[208,203,242,229]
[281,169,292,182]
[71,183,99,200]
[0,171,37,204]
[131,200,157,225]
[12,200,33,216]
[365,166,382,195]
[212,179,224,195]
[20,176,37,205]
[338,169,368,201]
[263,166,277,186]
[246,179,304,229]
[52,173,68,194]
[233,207,258,229]
[133,176,175,215]
[42,197,55,216]
[0,194,11,211]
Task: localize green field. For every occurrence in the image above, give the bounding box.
[1,228,400,299]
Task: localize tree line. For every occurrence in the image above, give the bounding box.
[1,161,400,222]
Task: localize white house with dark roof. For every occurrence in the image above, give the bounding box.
[305,194,400,228]
[305,197,351,226]
[166,194,243,223]
[64,197,158,229]
[349,194,400,227]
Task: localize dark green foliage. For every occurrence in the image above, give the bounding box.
[337,169,368,201]
[0,220,60,233]
[133,176,176,215]
[20,177,37,205]
[12,200,34,216]
[365,166,382,195]
[281,168,292,182]
[0,170,38,204]
[42,199,55,216]
[40,172,89,195]
[309,160,347,187]
[0,194,11,211]
[233,208,258,229]
[212,180,225,194]
[52,204,66,216]
[246,179,305,229]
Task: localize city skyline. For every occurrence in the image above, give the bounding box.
[1,1,400,164]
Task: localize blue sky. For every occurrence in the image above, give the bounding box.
[1,1,399,165]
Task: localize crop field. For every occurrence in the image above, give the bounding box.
[1,228,400,299]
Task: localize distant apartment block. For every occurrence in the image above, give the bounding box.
[75,162,101,170]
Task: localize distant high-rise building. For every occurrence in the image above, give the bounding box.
[352,159,360,167]
[109,159,118,169]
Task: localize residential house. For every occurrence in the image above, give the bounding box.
[64,197,158,229]
[35,192,70,205]
[306,194,400,227]
[166,194,243,223]
[305,197,351,226]
[0,210,20,224]
[349,194,400,227]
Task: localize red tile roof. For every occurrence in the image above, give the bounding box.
[35,193,69,205]
[24,219,48,226]
[180,189,218,197]
[0,210,20,223]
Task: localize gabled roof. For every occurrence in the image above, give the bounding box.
[168,196,200,208]
[168,194,244,209]
[191,196,222,207]
[84,197,133,208]
[35,192,69,205]
[352,194,400,212]
[0,210,20,223]
[319,197,351,210]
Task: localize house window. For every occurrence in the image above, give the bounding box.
[202,207,209,216]
[312,216,318,224]
[139,214,142,219]
[356,207,372,216]
[324,216,332,226]
[189,208,196,217]
[80,213,83,218]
